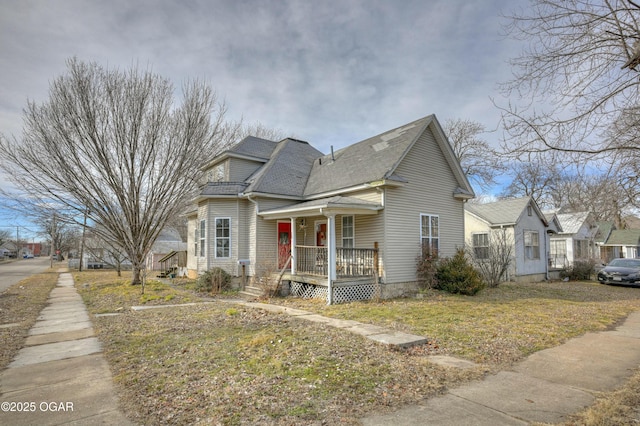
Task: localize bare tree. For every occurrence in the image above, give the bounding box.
[500,1,640,158]
[443,118,503,193]
[0,229,11,247]
[551,172,629,227]
[499,152,563,209]
[0,58,236,285]
[467,228,514,287]
[41,214,80,259]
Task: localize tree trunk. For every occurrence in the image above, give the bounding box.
[131,264,142,285]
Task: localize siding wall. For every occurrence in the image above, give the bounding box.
[464,212,518,279]
[186,214,197,273]
[228,157,263,181]
[513,210,548,277]
[383,126,467,284]
[251,197,297,278]
[198,199,241,276]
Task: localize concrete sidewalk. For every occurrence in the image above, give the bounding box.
[362,310,640,425]
[0,272,132,425]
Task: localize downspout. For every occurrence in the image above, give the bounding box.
[247,195,259,277]
[247,195,259,213]
[545,231,550,281]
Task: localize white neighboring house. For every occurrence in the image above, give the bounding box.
[145,228,187,276]
[546,211,599,268]
[464,197,558,282]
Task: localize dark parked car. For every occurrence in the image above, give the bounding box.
[597,258,640,286]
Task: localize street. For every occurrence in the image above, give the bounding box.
[0,257,52,293]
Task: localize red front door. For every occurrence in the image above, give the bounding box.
[316,223,327,247]
[277,222,291,269]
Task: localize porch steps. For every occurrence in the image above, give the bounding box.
[238,285,264,300]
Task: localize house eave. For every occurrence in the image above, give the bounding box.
[194,194,241,203]
[240,191,304,201]
[202,151,269,171]
[259,201,383,220]
[305,180,404,200]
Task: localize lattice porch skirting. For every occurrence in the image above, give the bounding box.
[289,279,379,304]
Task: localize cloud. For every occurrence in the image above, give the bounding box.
[0,0,527,194]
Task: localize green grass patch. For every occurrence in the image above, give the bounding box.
[275,281,640,364]
[74,270,207,314]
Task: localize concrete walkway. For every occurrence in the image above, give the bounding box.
[361,310,640,425]
[4,275,640,425]
[0,272,132,425]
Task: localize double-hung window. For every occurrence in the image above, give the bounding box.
[420,214,439,255]
[342,216,354,248]
[472,233,490,259]
[199,220,206,257]
[215,217,231,258]
[194,227,199,257]
[524,231,540,260]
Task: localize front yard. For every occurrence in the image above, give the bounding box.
[69,271,640,425]
[3,269,639,424]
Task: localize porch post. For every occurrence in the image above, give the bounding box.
[290,217,297,274]
[326,214,336,305]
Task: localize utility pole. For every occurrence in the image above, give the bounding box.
[50,213,56,268]
[79,209,88,271]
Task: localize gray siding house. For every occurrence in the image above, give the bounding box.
[465,197,557,282]
[187,115,475,303]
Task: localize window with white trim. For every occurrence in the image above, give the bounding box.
[472,233,489,259]
[199,220,206,257]
[524,231,540,260]
[342,216,354,248]
[215,217,231,258]
[194,226,199,257]
[420,214,439,255]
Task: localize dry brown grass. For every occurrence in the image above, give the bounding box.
[0,268,59,369]
[12,269,640,425]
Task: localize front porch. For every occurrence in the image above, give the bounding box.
[282,245,380,303]
[259,195,384,304]
[295,245,379,278]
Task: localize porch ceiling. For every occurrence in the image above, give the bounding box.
[258,195,383,219]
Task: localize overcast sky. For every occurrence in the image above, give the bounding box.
[0,0,527,238]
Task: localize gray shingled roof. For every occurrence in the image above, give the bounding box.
[303,116,432,196]
[244,138,323,197]
[227,136,278,160]
[465,197,538,226]
[201,182,249,196]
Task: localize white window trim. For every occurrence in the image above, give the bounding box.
[420,213,440,253]
[215,217,231,259]
[524,230,540,260]
[199,219,206,258]
[472,232,490,260]
[341,215,355,248]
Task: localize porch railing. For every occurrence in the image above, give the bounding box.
[295,245,378,277]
